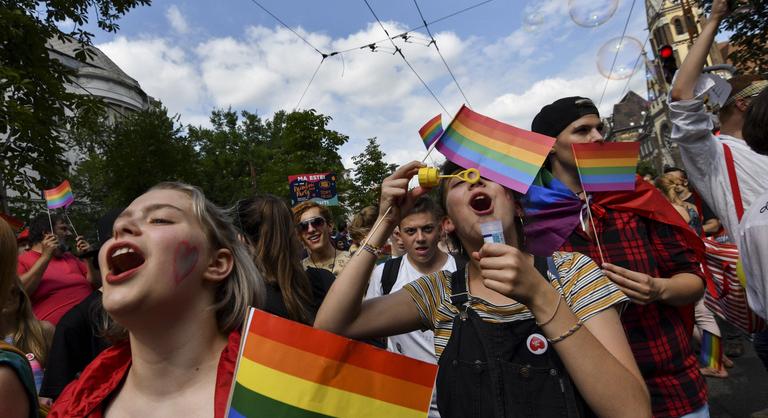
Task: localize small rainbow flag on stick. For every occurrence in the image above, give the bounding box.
[43,180,75,209]
[430,105,555,194]
[226,308,438,418]
[699,330,722,370]
[572,142,640,192]
[418,114,443,149]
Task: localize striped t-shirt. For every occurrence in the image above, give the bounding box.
[404,251,628,358]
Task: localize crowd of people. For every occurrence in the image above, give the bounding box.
[1,1,767,417]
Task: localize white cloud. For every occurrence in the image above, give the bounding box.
[166,5,189,34]
[94,12,650,172]
[97,37,205,117]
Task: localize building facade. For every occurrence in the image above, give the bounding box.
[642,0,727,174]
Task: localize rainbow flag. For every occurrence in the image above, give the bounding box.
[226,308,438,418]
[699,330,722,370]
[418,114,443,149]
[43,180,74,209]
[434,105,555,194]
[521,170,583,256]
[572,142,640,192]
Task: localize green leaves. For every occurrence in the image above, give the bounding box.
[345,137,397,214]
[1,0,152,214]
[702,0,768,72]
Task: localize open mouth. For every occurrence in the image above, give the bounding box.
[469,192,493,214]
[105,242,146,283]
[306,233,322,245]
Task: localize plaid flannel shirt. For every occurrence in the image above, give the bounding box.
[560,203,707,418]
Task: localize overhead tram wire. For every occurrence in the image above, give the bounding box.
[413,0,472,108]
[245,0,342,109]
[295,58,326,109]
[335,0,494,55]
[597,0,638,108]
[362,0,449,114]
[619,1,671,99]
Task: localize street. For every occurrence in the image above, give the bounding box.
[708,338,768,417]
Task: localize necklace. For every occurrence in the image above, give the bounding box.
[311,246,337,273]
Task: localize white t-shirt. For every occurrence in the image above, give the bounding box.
[365,253,456,418]
[737,190,768,321]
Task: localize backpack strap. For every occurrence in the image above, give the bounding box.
[722,143,745,221]
[381,256,403,295]
[0,341,25,358]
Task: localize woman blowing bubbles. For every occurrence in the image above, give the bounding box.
[315,161,650,417]
[48,182,265,418]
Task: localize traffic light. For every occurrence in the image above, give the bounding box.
[658,45,677,84]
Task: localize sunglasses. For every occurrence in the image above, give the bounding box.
[297,216,326,231]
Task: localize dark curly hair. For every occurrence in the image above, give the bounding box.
[27,213,64,245]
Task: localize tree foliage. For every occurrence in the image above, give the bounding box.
[188,108,350,207]
[702,0,768,72]
[73,105,196,210]
[346,137,397,215]
[0,0,151,209]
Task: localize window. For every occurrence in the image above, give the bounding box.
[673,18,684,35]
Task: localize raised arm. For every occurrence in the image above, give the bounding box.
[314,161,429,339]
[670,0,730,101]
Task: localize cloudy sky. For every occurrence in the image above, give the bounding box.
[89,0,659,168]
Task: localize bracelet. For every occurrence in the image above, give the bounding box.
[547,319,584,344]
[360,243,381,257]
[535,295,563,327]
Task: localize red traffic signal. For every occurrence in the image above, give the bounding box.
[659,45,674,59]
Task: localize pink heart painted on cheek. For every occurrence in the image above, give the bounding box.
[173,241,199,285]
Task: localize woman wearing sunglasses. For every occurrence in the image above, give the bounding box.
[292,201,350,277]
[315,161,650,418]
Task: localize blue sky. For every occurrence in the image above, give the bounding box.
[85,0,661,167]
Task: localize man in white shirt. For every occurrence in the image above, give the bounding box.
[670,6,768,416]
[365,196,457,418]
[669,0,768,243]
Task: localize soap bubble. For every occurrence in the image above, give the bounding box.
[597,36,644,80]
[569,0,619,28]
[523,9,544,32]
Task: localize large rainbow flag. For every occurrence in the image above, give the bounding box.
[226,308,438,418]
[572,142,640,192]
[43,180,75,209]
[431,105,555,194]
[418,114,443,149]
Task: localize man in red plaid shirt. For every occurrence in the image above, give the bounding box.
[532,97,708,418]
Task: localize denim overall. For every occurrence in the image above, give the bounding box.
[435,257,595,418]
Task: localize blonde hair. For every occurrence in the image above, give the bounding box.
[7,280,51,366]
[104,182,266,339]
[348,206,378,244]
[655,174,683,205]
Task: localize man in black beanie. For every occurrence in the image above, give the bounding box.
[531,97,709,417]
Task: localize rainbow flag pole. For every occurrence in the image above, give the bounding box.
[361,109,459,251]
[226,308,438,418]
[571,151,606,265]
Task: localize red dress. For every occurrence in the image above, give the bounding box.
[48,330,241,418]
